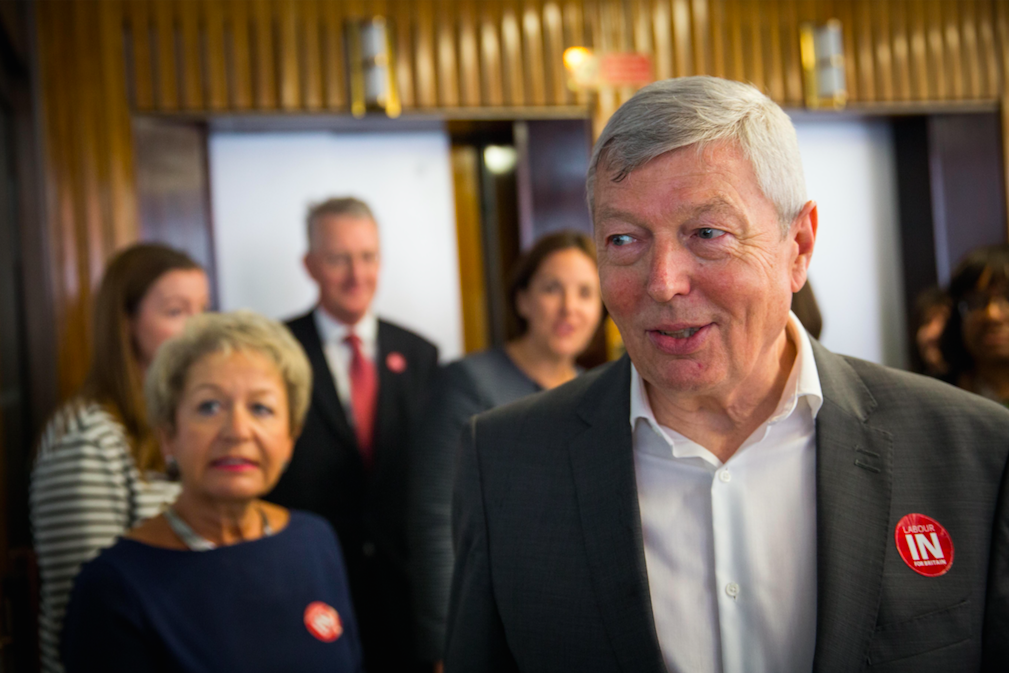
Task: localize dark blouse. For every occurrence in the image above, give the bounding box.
[62,510,363,673]
[408,347,543,660]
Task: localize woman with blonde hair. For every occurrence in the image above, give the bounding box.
[62,311,362,671]
[30,243,209,672]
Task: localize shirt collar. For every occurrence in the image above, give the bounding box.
[314,307,379,346]
[629,311,823,440]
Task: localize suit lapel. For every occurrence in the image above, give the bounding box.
[811,341,892,673]
[373,321,401,467]
[568,357,666,673]
[290,312,358,450]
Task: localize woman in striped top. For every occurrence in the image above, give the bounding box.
[30,244,209,672]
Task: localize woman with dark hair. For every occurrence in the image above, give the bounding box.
[409,230,604,669]
[940,244,1009,404]
[30,243,209,672]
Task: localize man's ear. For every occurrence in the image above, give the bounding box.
[789,200,817,293]
[303,252,318,283]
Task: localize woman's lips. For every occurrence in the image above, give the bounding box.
[210,457,259,472]
[554,322,577,337]
[647,323,712,355]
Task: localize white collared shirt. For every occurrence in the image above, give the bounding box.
[313,308,379,418]
[631,312,823,673]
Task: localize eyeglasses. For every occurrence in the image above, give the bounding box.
[959,291,1009,316]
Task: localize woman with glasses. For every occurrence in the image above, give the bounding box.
[940,244,1009,405]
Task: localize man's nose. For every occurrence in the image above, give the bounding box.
[646,243,691,303]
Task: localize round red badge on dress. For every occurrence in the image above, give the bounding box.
[894,513,954,577]
[386,352,407,373]
[304,601,343,642]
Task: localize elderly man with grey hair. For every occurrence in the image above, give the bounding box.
[444,76,1009,673]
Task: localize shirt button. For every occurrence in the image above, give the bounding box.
[718,470,732,483]
[725,582,740,599]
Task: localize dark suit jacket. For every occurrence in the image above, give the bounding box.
[268,310,438,667]
[445,341,1009,672]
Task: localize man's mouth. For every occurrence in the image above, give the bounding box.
[657,327,701,339]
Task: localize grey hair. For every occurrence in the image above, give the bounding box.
[145,310,313,436]
[307,196,376,249]
[587,76,807,233]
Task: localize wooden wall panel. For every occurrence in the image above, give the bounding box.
[36,0,140,397]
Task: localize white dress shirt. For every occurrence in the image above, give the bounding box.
[632,312,823,673]
[313,308,379,420]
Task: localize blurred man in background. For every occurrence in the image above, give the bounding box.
[268,197,438,673]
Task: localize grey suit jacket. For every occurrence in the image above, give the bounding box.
[445,341,1009,672]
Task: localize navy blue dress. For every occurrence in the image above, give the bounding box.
[62,510,363,673]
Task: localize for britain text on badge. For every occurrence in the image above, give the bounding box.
[304,601,343,642]
[894,513,954,577]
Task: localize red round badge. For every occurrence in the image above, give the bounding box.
[386,352,407,373]
[894,513,954,577]
[304,601,343,642]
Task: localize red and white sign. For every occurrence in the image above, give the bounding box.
[304,601,343,642]
[598,53,653,86]
[894,513,954,577]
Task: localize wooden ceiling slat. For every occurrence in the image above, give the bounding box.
[481,1,505,107]
[502,0,526,106]
[562,0,587,105]
[277,0,301,110]
[652,0,674,80]
[523,2,548,106]
[927,0,947,99]
[543,1,567,105]
[765,0,784,103]
[153,0,178,110]
[891,0,912,100]
[128,0,154,110]
[908,0,929,100]
[415,0,437,108]
[976,0,999,98]
[301,0,323,110]
[943,0,964,99]
[437,0,461,107]
[460,0,483,106]
[322,0,347,110]
[179,0,203,109]
[205,0,229,110]
[672,0,694,77]
[782,0,802,104]
[252,0,276,109]
[692,0,711,77]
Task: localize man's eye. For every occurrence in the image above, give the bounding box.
[698,228,726,240]
[609,234,634,247]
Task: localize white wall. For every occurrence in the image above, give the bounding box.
[209,131,462,360]
[793,117,907,368]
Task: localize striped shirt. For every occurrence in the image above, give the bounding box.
[29,401,179,673]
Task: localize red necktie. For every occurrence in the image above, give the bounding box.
[345,333,377,468]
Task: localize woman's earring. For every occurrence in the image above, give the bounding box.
[165,456,180,481]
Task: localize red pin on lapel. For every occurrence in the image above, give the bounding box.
[895,513,954,577]
[386,351,407,373]
[304,601,343,642]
